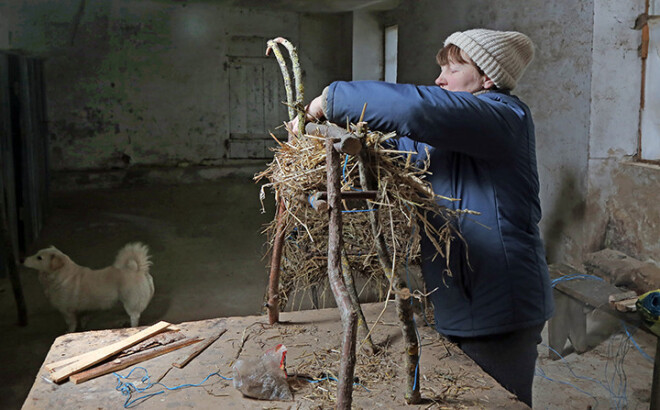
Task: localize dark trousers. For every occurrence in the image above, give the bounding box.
[447,323,545,408]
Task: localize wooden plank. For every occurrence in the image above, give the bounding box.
[49,321,174,383]
[45,329,183,372]
[46,323,180,372]
[264,62,286,129]
[69,337,202,384]
[23,306,528,409]
[246,63,264,133]
[548,264,646,330]
[44,357,79,374]
[228,63,247,135]
[172,329,226,369]
[549,264,619,309]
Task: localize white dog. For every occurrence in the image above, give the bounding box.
[23,242,154,332]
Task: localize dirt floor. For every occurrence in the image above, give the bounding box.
[0,178,656,409]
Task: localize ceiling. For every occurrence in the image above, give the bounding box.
[224,0,401,13]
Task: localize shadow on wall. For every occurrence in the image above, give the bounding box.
[603,202,644,260]
[543,172,586,264]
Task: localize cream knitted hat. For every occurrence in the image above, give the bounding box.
[444,28,534,90]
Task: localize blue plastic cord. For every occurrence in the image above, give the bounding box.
[538,338,635,410]
[342,209,376,213]
[622,322,654,363]
[341,155,363,192]
[113,366,232,408]
[551,274,604,288]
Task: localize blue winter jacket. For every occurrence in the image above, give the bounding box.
[324,80,554,337]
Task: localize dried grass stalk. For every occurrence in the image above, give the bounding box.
[255,122,471,310]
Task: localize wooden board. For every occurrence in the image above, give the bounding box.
[24,303,527,409]
[548,264,645,329]
[49,321,174,383]
[70,337,202,384]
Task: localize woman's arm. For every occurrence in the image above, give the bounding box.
[325,81,528,159]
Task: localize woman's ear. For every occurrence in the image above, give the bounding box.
[483,76,495,90]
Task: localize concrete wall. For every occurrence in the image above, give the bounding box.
[388,0,657,265]
[586,0,658,263]
[0,1,351,175]
[389,0,594,264]
[352,10,382,81]
[3,0,657,264]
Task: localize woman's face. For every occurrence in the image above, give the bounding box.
[435,52,492,93]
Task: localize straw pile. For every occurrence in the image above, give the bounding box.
[254,122,470,311]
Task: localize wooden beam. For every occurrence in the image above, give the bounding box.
[172,329,226,369]
[267,200,287,324]
[70,337,202,384]
[49,321,174,383]
[306,123,362,156]
[326,135,358,409]
[45,328,183,373]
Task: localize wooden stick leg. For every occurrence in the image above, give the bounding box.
[341,248,377,354]
[326,137,357,409]
[267,200,287,324]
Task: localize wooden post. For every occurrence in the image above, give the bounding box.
[355,122,421,403]
[264,37,305,324]
[266,200,287,324]
[650,337,660,410]
[326,136,358,409]
[340,248,377,354]
[0,191,27,326]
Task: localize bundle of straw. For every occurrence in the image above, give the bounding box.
[254,123,468,310]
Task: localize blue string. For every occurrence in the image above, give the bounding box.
[622,322,654,363]
[342,209,376,213]
[539,340,634,409]
[113,366,232,408]
[551,274,604,287]
[341,155,363,192]
[534,365,598,402]
[551,274,604,288]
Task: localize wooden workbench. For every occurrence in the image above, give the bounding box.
[548,263,659,409]
[22,302,525,409]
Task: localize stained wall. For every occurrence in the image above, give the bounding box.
[2,0,657,264]
[0,1,351,173]
[389,0,658,265]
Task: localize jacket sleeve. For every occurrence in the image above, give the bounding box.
[325,80,529,159]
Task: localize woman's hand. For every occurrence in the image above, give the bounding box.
[288,95,325,135]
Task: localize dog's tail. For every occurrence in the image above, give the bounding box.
[114,242,152,274]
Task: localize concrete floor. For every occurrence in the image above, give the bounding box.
[0,177,275,409]
[0,177,656,409]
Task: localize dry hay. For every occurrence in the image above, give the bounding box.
[288,332,478,408]
[254,121,472,311]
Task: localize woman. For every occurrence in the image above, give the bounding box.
[292,28,554,407]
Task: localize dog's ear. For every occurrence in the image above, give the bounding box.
[49,254,65,271]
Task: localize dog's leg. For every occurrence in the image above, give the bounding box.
[128,312,140,328]
[63,311,78,333]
